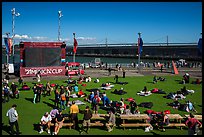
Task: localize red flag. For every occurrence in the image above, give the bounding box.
[8,38,13,55]
[73,38,78,54]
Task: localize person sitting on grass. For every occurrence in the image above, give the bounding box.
[157,77,166,81]
[186,100,197,113]
[94,78,100,83]
[182,73,190,84]
[53,110,64,135]
[143,86,148,94]
[77,89,87,98]
[101,93,111,107]
[39,112,52,134]
[73,84,79,92]
[179,86,187,95]
[172,98,180,109]
[192,79,202,84]
[86,92,94,103]
[153,76,157,84]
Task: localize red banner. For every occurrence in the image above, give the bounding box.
[73,38,78,54]
[20,66,66,77]
[8,38,13,55]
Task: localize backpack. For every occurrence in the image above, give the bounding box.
[92,97,97,104]
[93,97,100,104]
[4,87,9,94]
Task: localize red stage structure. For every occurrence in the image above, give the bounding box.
[19,42,66,77]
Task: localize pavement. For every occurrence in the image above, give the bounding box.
[2,67,202,83]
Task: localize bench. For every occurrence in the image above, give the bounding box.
[89,122,104,127]
[167,123,186,130]
[50,123,73,129]
[120,123,151,130]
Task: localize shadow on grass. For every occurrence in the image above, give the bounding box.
[33,123,40,132]
[43,101,56,108]
[147,81,154,84]
[2,123,12,135]
[49,98,56,103]
[25,97,34,103]
[150,131,160,135]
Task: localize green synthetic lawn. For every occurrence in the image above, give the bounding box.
[2,75,202,135]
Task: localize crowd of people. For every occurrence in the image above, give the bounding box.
[2,67,202,135]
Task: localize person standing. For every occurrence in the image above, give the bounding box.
[80,106,93,134]
[36,84,42,103]
[10,82,17,98]
[46,81,52,96]
[36,71,41,83]
[108,67,111,76]
[114,75,119,84]
[60,90,66,111]
[160,64,163,72]
[33,84,38,104]
[18,77,23,87]
[54,87,60,108]
[185,113,202,135]
[122,69,126,78]
[6,104,21,135]
[92,94,100,114]
[3,84,10,102]
[65,86,71,107]
[70,101,79,130]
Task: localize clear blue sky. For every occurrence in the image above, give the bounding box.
[2,2,202,45]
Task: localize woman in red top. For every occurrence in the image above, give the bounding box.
[185,113,202,135]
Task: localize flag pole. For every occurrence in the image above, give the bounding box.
[138,32,141,72]
[73,33,76,63]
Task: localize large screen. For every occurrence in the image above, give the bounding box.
[24,47,61,67]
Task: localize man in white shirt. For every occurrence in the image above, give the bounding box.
[6,104,21,135]
[39,112,52,134]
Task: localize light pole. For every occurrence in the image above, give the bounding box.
[58,10,63,41]
[11,8,20,64]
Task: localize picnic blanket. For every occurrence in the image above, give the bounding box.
[101,85,114,90]
[69,100,86,105]
[166,92,186,100]
[151,88,166,94]
[70,93,78,98]
[137,91,152,96]
[86,88,100,92]
[111,89,127,95]
[139,102,153,108]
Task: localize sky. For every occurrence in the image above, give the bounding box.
[2,2,202,45]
